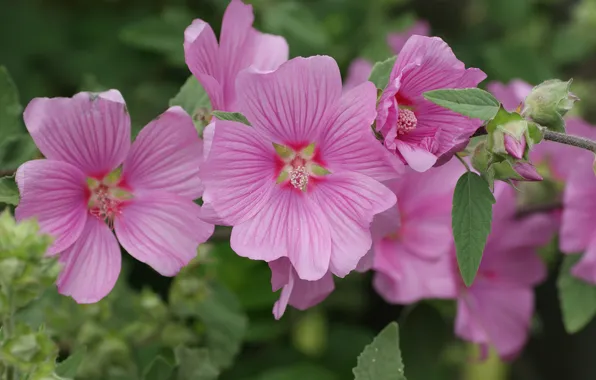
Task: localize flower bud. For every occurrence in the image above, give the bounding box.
[523,79,578,132]
[512,162,543,181]
[504,134,526,159]
[471,141,490,173]
[492,160,543,182]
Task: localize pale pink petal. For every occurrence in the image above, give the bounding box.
[310,172,396,278]
[373,239,457,303]
[184,19,224,111]
[121,106,204,199]
[251,31,289,71]
[343,58,373,91]
[355,250,374,272]
[273,274,293,320]
[395,140,437,172]
[15,159,88,256]
[270,257,292,292]
[370,200,401,241]
[513,162,542,181]
[202,122,215,161]
[487,80,532,111]
[561,160,596,253]
[236,56,342,143]
[387,21,430,54]
[233,187,333,281]
[504,134,525,159]
[456,284,533,360]
[23,91,131,177]
[56,215,121,304]
[319,81,398,181]
[571,237,596,284]
[200,120,276,225]
[115,191,214,276]
[478,247,546,288]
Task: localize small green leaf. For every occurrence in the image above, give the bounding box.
[143,356,174,380]
[56,347,87,378]
[558,254,596,333]
[353,322,406,380]
[0,176,19,205]
[211,111,251,126]
[423,88,501,120]
[169,75,212,133]
[452,172,496,286]
[368,56,397,90]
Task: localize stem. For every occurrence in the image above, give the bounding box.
[543,129,596,153]
[455,153,471,171]
[0,170,15,177]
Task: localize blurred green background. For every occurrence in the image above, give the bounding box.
[3,0,596,379]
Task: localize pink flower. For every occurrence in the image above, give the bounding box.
[455,183,556,360]
[201,56,398,281]
[16,90,214,303]
[376,36,486,172]
[560,158,596,282]
[343,58,373,91]
[489,80,596,181]
[371,158,463,303]
[387,20,430,54]
[269,258,335,320]
[183,0,289,112]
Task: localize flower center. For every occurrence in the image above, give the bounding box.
[87,169,131,229]
[397,108,417,135]
[273,142,330,192]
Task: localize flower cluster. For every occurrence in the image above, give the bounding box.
[12,0,596,363]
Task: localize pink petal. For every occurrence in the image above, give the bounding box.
[232,187,332,280]
[387,21,430,54]
[343,58,373,91]
[571,237,596,284]
[456,284,533,360]
[504,134,525,159]
[56,215,121,304]
[487,80,532,112]
[373,239,457,303]
[15,159,88,256]
[513,162,542,181]
[370,199,401,241]
[319,81,398,181]
[395,140,437,172]
[202,121,215,161]
[115,191,214,276]
[200,120,276,225]
[121,106,204,199]
[311,172,396,278]
[251,31,289,71]
[23,90,131,178]
[270,257,335,319]
[270,257,292,292]
[560,160,596,253]
[355,250,374,272]
[183,19,224,111]
[236,56,342,143]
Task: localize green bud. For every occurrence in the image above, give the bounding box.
[471,141,490,173]
[523,79,578,132]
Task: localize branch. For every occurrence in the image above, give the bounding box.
[0,170,16,177]
[543,129,596,153]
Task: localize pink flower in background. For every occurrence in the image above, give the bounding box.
[487,80,532,112]
[201,56,398,281]
[455,183,556,360]
[16,90,214,303]
[387,20,430,54]
[371,158,463,303]
[343,58,373,91]
[560,159,596,283]
[269,258,335,320]
[376,35,486,172]
[184,0,289,112]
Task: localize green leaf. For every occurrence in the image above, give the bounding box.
[423,88,501,120]
[452,172,496,286]
[55,347,87,378]
[353,322,406,380]
[558,254,596,333]
[143,356,174,380]
[0,176,19,205]
[169,76,212,134]
[368,56,396,90]
[0,66,23,137]
[212,111,251,126]
[175,347,219,380]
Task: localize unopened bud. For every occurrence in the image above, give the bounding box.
[523,79,578,132]
[504,134,526,159]
[471,141,490,173]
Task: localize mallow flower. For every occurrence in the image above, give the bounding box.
[387,20,430,54]
[184,0,289,112]
[201,56,398,281]
[376,35,486,172]
[343,58,373,91]
[371,158,463,304]
[454,183,556,360]
[16,90,214,303]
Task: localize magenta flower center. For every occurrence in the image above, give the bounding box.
[273,142,330,192]
[396,108,417,135]
[87,170,131,229]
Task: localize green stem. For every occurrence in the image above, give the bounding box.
[542,129,596,153]
[455,153,471,172]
